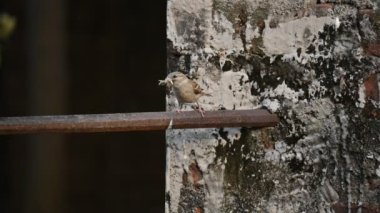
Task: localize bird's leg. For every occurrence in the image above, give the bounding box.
[195,102,205,117]
[176,103,183,113]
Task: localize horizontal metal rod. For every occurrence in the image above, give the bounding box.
[0,109,279,135]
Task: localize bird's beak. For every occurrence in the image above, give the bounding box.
[165,78,173,85]
[158,78,173,86]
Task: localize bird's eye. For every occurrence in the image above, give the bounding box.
[173,75,177,78]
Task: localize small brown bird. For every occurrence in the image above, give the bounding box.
[159,71,210,116]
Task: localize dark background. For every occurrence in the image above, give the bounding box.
[0,0,166,212]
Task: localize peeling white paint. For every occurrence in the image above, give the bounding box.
[208,11,244,51]
[263,16,335,56]
[167,0,212,50]
[166,0,380,212]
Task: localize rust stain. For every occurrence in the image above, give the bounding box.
[189,162,203,186]
[366,43,380,57]
[368,178,380,190]
[256,19,265,35]
[315,3,334,10]
[260,128,274,149]
[358,9,375,17]
[195,207,204,213]
[364,73,379,101]
[332,202,380,213]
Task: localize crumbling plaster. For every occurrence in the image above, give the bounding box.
[166,0,380,212]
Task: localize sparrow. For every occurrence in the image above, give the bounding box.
[159,71,210,116]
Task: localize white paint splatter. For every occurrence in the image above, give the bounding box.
[262,81,302,104]
[262,98,281,112]
[357,83,366,108]
[335,17,341,29]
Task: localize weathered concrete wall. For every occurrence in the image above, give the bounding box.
[166,0,380,212]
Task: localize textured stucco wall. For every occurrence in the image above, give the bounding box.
[166,0,380,212]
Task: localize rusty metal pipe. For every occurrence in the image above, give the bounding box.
[0,109,279,134]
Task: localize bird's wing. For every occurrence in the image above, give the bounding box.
[191,80,203,95]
